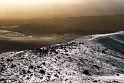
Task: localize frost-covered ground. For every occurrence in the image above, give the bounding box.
[0,31,124,83]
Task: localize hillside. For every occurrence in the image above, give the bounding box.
[0,31,124,83]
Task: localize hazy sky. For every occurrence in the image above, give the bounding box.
[0,0,124,18]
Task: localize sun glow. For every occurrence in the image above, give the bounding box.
[1,0,57,4]
[0,0,83,4]
[1,0,31,3]
[0,0,88,18]
[1,0,123,19]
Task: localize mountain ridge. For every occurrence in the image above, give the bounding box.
[0,31,124,83]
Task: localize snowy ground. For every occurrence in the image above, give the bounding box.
[0,31,124,83]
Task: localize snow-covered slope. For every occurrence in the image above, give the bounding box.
[0,31,124,83]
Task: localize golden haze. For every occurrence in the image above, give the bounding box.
[0,0,124,18]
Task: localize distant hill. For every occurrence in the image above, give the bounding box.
[3,24,59,35]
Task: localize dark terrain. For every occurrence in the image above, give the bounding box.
[0,14,124,53]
